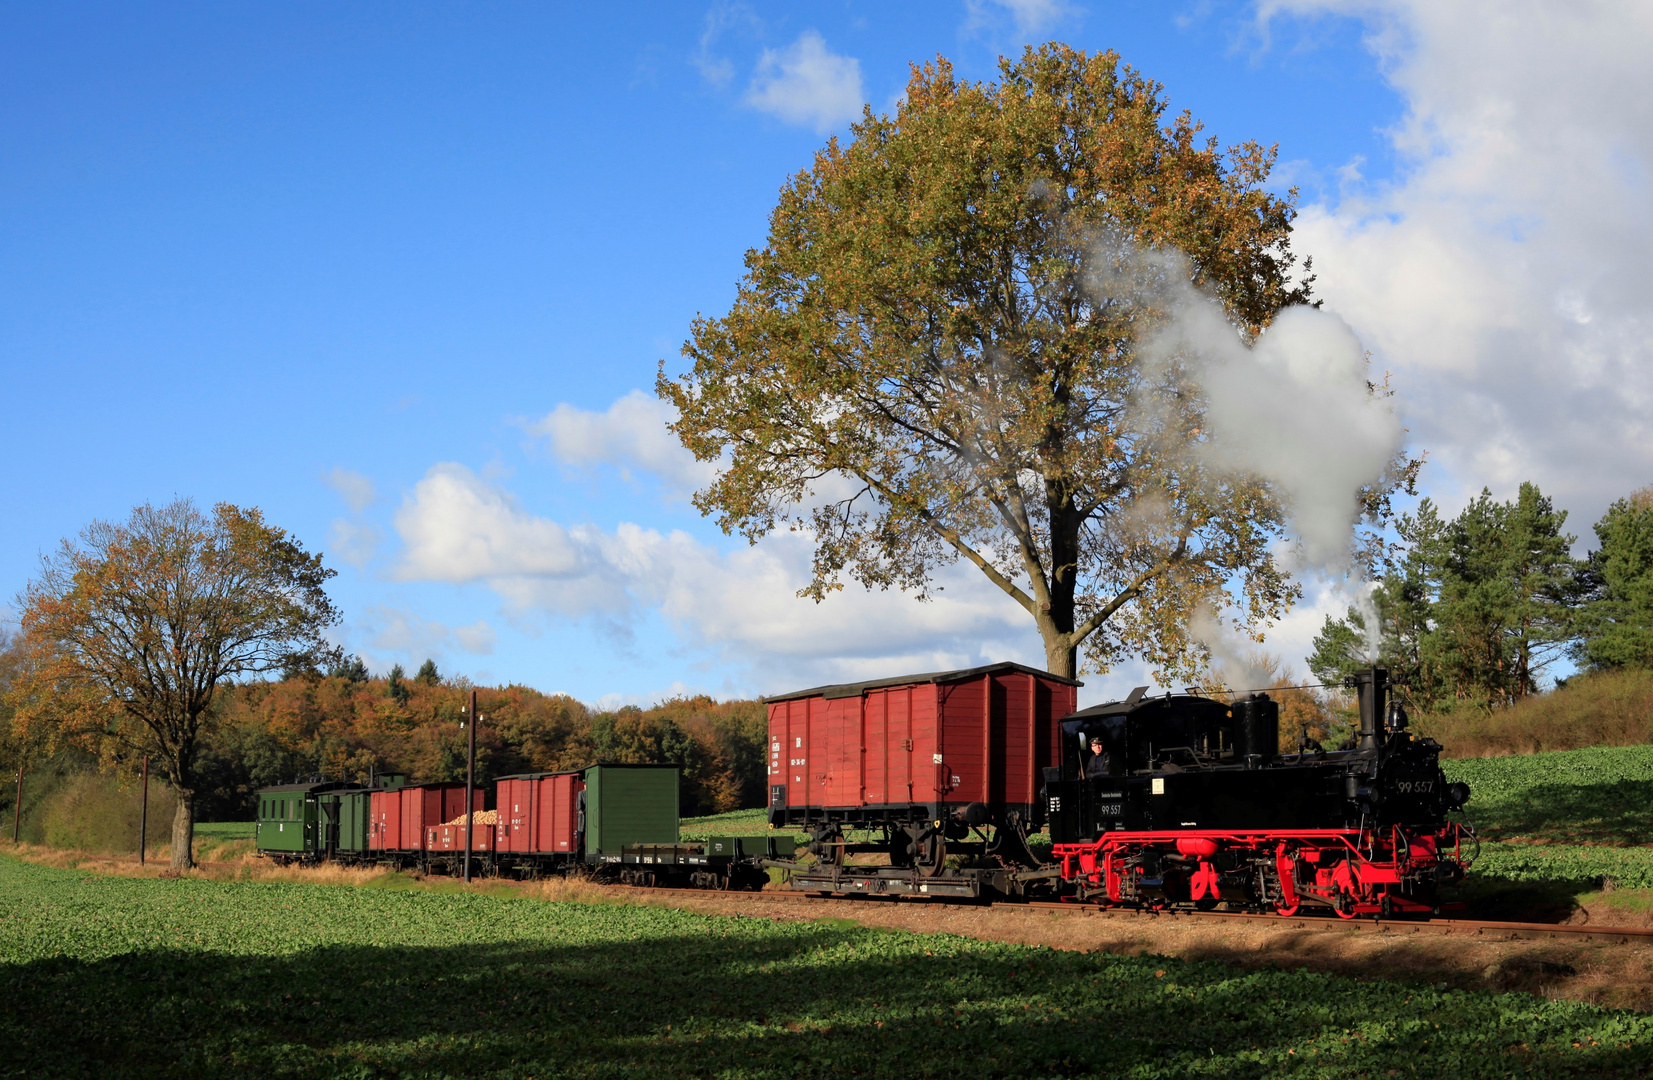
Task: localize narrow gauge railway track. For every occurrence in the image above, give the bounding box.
[607,884,1653,947]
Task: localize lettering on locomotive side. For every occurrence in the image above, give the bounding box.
[1395,780,1434,794]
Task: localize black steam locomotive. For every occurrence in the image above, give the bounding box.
[1043,668,1475,917]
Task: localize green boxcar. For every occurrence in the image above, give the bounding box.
[582,765,679,856]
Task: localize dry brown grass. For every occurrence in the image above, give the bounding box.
[519,875,633,905]
[0,837,641,897]
[0,837,392,885]
[1416,668,1653,757]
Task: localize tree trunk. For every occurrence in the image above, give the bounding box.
[170,789,195,872]
[1039,484,1081,681]
[1043,634,1077,681]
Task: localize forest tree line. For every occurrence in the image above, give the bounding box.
[197,659,768,822]
[1310,482,1653,712]
[2,645,768,824]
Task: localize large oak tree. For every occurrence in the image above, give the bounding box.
[660,45,1316,679]
[12,499,340,870]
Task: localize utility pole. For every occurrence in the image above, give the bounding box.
[138,756,150,865]
[11,766,20,843]
[463,689,478,883]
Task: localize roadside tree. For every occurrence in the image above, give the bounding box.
[11,499,340,870]
[661,44,1323,681]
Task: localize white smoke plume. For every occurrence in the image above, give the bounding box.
[1189,603,1276,695]
[1091,236,1405,679]
[1352,580,1385,666]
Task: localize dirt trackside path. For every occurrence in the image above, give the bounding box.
[629,889,1653,1013]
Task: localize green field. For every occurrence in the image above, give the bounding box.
[1443,745,1653,847]
[2,857,1651,1079]
[194,821,255,841]
[679,807,781,838]
[1440,745,1653,893]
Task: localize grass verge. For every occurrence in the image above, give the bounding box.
[3,855,1653,1079]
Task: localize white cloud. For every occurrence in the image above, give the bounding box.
[1264,1,1653,524]
[744,30,864,134]
[391,463,1043,692]
[452,621,498,655]
[965,0,1080,38]
[324,467,377,514]
[328,518,382,568]
[394,463,594,584]
[324,467,382,567]
[693,2,761,88]
[356,606,499,675]
[524,390,718,499]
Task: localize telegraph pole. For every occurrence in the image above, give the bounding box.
[463,689,477,883]
[138,756,150,865]
[11,766,20,843]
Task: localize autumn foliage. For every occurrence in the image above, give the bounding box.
[11,499,340,869]
[184,672,768,821]
[664,43,1317,682]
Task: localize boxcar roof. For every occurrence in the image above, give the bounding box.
[495,771,584,780]
[762,660,1081,704]
[253,781,361,795]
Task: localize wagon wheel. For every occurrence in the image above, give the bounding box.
[887,828,915,869]
[809,826,844,868]
[913,828,947,877]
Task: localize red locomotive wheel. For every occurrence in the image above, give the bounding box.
[1273,844,1300,916]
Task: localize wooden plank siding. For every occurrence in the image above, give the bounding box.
[766,662,1079,818]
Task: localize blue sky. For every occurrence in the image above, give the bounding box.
[4,2,1649,707]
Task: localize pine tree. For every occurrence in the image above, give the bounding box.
[1308,485,1579,709]
[415,659,440,686]
[1308,500,1445,702]
[1575,487,1653,670]
[386,663,410,705]
[329,655,369,684]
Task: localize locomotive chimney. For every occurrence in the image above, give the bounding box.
[1349,667,1388,753]
[1232,693,1279,766]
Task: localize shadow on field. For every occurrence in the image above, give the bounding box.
[1477,779,1653,846]
[1456,877,1587,923]
[2,927,1651,1080]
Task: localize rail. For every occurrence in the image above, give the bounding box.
[608,884,1653,946]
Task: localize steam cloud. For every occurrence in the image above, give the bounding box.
[1092,237,1405,680]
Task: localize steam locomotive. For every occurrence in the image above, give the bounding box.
[768,663,1475,916]
[1044,667,1475,917]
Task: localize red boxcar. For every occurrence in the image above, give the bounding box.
[764,661,1080,838]
[368,783,485,853]
[426,823,497,853]
[496,772,583,855]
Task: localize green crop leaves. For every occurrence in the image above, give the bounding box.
[2,857,1651,1078]
[1441,745,1653,891]
[1443,745,1653,846]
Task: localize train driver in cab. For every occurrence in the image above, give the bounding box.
[1086,736,1112,778]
